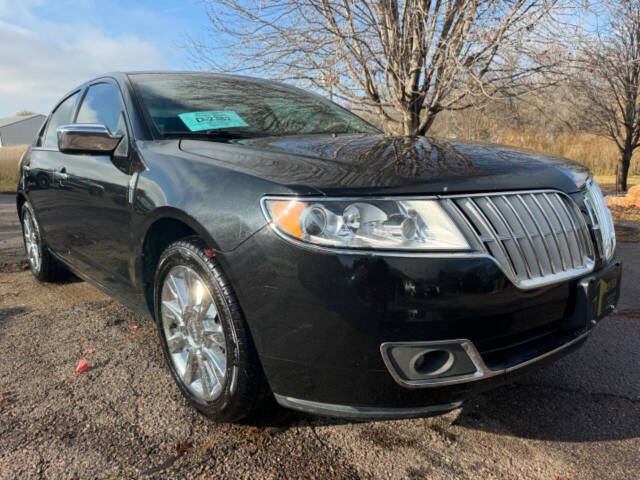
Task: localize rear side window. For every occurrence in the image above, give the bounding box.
[43,92,79,148]
[76,83,125,134]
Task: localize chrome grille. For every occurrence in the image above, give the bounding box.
[447,191,595,289]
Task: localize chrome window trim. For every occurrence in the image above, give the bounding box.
[260,188,597,290]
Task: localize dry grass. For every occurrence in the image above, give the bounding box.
[0,134,638,194]
[0,145,26,192]
[494,129,640,176]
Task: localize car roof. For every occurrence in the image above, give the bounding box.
[94,71,292,90]
[52,70,295,115]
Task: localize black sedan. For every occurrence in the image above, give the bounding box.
[17,72,621,421]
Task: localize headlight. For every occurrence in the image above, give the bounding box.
[262,197,471,251]
[584,179,616,260]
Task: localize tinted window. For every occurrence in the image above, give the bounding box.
[76,83,125,134]
[43,92,79,148]
[130,73,379,138]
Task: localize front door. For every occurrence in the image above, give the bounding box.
[57,81,135,290]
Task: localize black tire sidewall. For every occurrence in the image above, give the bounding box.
[154,242,241,417]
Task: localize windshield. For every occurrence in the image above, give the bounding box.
[129,73,380,139]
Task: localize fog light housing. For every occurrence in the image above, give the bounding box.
[381,341,479,385]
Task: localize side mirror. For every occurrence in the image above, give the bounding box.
[57,124,123,154]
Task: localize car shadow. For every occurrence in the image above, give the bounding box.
[57,273,83,284]
[453,320,640,442]
[453,379,639,443]
[0,306,31,324]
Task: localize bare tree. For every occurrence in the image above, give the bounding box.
[573,2,640,191]
[189,0,565,136]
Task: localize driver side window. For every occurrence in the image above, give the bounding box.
[76,83,126,135]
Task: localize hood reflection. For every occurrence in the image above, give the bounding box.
[180,134,590,194]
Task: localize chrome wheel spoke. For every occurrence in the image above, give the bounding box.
[182,350,197,385]
[195,295,214,323]
[168,274,188,311]
[184,269,200,308]
[205,329,225,349]
[197,353,214,395]
[161,298,183,323]
[206,349,226,382]
[166,332,188,354]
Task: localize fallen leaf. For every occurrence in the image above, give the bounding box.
[176,442,191,455]
[2,391,12,399]
[83,348,95,355]
[75,358,90,374]
[128,324,138,330]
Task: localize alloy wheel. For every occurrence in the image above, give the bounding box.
[160,265,227,402]
[22,211,41,273]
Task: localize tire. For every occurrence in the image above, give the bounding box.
[20,202,68,282]
[154,236,268,421]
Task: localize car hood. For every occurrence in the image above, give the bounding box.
[180,134,590,195]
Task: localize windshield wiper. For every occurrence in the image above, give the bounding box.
[162,130,264,140]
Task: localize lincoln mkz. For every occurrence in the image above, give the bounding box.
[17,72,621,420]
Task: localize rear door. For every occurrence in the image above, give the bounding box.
[56,80,136,289]
[26,90,81,251]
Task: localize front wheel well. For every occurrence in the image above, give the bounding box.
[142,218,198,316]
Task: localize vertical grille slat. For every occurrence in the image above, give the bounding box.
[543,193,577,269]
[500,195,544,277]
[460,197,518,278]
[448,190,595,289]
[484,197,533,279]
[556,196,589,261]
[529,193,567,272]
[516,194,557,275]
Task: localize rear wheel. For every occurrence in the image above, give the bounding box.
[20,202,68,282]
[154,237,268,421]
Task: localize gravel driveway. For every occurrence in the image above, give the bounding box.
[1,194,639,480]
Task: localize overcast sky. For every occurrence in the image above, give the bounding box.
[0,0,210,117]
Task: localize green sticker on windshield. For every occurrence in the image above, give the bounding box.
[178,110,249,131]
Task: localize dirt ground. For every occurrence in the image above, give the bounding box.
[1,194,639,480]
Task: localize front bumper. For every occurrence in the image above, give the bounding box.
[221,226,622,418]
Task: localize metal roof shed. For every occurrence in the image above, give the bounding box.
[0,114,46,146]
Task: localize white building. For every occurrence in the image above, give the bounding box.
[0,114,46,146]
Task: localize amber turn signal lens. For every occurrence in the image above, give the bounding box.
[267,200,307,238]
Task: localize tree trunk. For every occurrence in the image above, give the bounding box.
[402,108,420,136]
[617,147,632,192]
